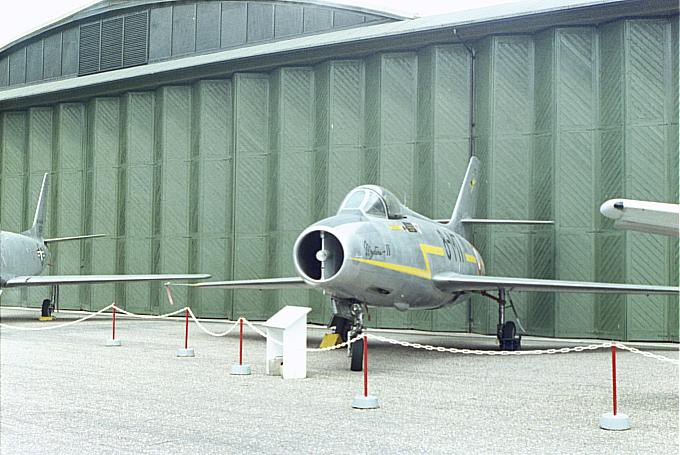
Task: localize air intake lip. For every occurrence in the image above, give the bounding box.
[293,227,345,283]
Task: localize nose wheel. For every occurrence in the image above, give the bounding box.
[347,303,365,371]
[350,338,364,371]
[328,300,366,371]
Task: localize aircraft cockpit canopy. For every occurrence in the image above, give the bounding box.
[338,185,404,219]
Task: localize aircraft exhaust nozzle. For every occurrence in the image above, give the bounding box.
[293,228,345,284]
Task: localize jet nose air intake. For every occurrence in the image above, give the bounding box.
[294,229,345,282]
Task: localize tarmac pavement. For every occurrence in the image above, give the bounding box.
[1,307,678,454]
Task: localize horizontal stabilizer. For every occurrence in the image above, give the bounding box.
[461,219,554,225]
[44,234,106,244]
[3,274,211,288]
[435,219,553,225]
[432,273,678,295]
[182,277,309,289]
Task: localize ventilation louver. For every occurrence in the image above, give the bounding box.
[100,18,123,70]
[78,22,101,75]
[78,11,148,76]
[123,12,148,68]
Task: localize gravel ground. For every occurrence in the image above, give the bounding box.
[1,307,678,455]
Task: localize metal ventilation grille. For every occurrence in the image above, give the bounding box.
[78,22,101,75]
[123,12,148,68]
[101,18,123,71]
[78,11,148,76]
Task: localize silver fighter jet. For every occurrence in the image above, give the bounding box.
[189,157,678,370]
[0,174,210,318]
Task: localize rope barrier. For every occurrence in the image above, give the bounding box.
[364,333,679,365]
[241,318,273,341]
[186,308,240,337]
[307,333,363,352]
[113,305,187,319]
[0,303,115,331]
[614,342,679,365]
[1,305,677,365]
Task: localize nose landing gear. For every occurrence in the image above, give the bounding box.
[327,300,366,371]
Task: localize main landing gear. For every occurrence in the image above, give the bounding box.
[481,289,522,351]
[329,301,366,371]
[39,285,59,321]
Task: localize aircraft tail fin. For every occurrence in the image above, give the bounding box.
[446,156,480,238]
[25,173,49,240]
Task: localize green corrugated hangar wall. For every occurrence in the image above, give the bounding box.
[1,17,677,341]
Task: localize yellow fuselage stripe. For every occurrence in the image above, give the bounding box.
[351,243,445,280]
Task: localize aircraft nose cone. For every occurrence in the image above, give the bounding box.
[316,249,330,262]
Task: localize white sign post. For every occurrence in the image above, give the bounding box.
[263,306,312,379]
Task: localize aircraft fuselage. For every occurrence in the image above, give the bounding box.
[0,230,48,285]
[293,210,485,310]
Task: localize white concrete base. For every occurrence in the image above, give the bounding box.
[230,363,252,375]
[599,412,631,430]
[105,339,121,347]
[352,394,379,409]
[176,347,195,357]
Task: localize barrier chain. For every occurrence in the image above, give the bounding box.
[0,303,115,331]
[365,333,679,365]
[186,308,240,337]
[1,306,677,365]
[307,334,363,352]
[614,343,679,365]
[114,305,187,319]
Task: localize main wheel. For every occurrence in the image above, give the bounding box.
[350,339,364,371]
[41,299,52,318]
[499,321,521,351]
[501,320,516,339]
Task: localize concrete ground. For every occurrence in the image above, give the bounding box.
[1,307,678,455]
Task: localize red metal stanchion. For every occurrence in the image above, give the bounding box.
[239,318,244,365]
[363,335,368,397]
[106,305,121,346]
[184,308,189,350]
[599,343,630,430]
[230,317,251,375]
[176,307,195,357]
[611,345,617,416]
[352,334,379,409]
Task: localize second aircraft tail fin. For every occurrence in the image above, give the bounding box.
[24,173,49,240]
[446,156,480,238]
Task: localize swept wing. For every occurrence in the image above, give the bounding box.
[433,273,678,295]
[187,277,308,289]
[3,274,211,288]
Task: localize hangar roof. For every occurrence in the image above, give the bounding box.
[0,0,677,110]
[0,1,409,54]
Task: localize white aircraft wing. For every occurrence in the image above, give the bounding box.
[186,277,310,289]
[600,199,679,237]
[3,274,211,288]
[433,273,678,295]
